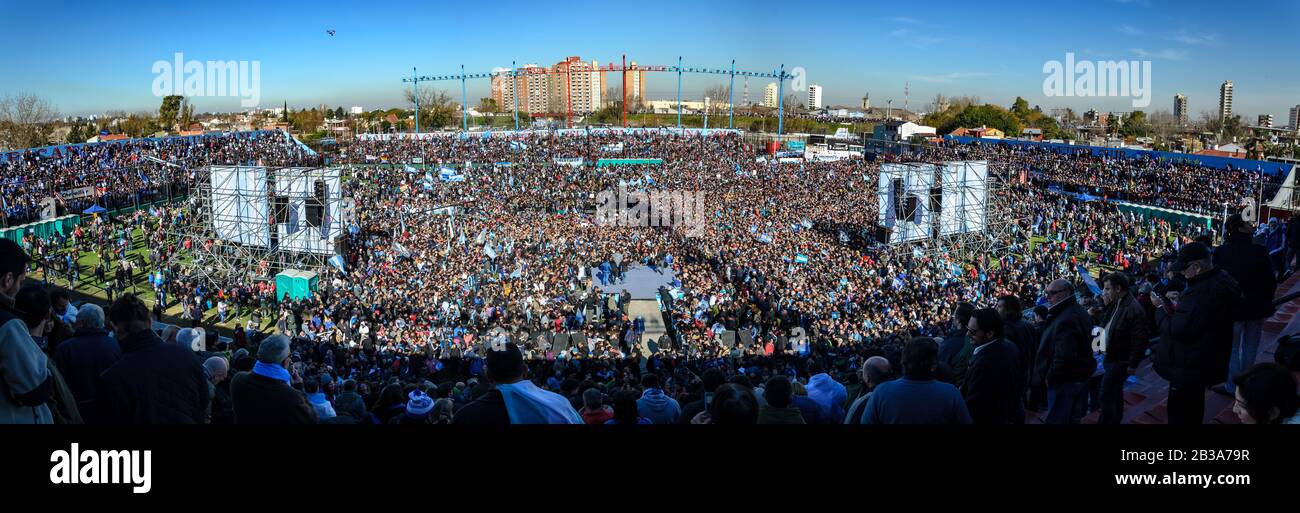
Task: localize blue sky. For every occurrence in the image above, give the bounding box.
[1,0,1296,121]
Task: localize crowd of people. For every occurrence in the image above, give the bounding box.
[0,129,1297,425]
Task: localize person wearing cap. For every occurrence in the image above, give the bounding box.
[97,294,210,424]
[1032,279,1094,424]
[390,390,436,424]
[0,239,54,424]
[229,334,317,424]
[1152,241,1244,424]
[1213,214,1276,398]
[53,303,121,424]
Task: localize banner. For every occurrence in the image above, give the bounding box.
[553,157,584,167]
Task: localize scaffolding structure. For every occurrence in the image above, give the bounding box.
[869,142,1019,264]
[172,165,347,283]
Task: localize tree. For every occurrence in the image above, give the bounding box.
[1010,96,1032,121]
[282,101,290,122]
[704,85,730,115]
[1119,110,1150,138]
[157,95,183,131]
[179,97,194,131]
[0,93,59,150]
[783,94,805,110]
[66,122,85,144]
[929,103,1023,136]
[334,106,345,119]
[477,97,499,114]
[404,87,456,130]
[120,113,156,138]
[1222,114,1245,142]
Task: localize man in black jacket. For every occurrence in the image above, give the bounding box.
[1034,279,1095,424]
[1214,214,1277,397]
[97,294,209,424]
[1096,273,1151,424]
[998,294,1035,422]
[1153,242,1244,424]
[229,334,317,424]
[52,303,121,424]
[963,308,1021,424]
[937,302,975,388]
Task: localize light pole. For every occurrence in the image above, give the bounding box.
[704,97,709,130]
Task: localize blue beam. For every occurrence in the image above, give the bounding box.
[728,59,735,129]
[777,64,785,135]
[460,64,468,132]
[676,56,683,132]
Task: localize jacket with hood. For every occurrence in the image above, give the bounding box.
[636,388,681,424]
[0,296,53,424]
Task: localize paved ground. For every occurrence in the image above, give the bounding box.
[591,265,676,300]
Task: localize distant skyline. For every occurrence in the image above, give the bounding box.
[1,0,1297,122]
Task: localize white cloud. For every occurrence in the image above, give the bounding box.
[1117,24,1142,36]
[1167,31,1218,45]
[887,17,923,25]
[889,28,911,37]
[1130,48,1187,60]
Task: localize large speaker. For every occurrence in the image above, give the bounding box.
[305,180,325,228]
[570,332,588,352]
[738,330,754,348]
[721,330,737,348]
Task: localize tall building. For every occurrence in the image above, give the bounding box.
[1219,80,1234,121]
[489,67,513,112]
[548,56,603,115]
[626,60,647,105]
[1290,105,1300,130]
[861,92,870,110]
[1174,93,1188,126]
[522,64,548,115]
[807,85,823,109]
[1259,114,1273,128]
[762,82,779,108]
[489,65,548,115]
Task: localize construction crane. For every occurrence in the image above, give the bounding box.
[400,57,793,133]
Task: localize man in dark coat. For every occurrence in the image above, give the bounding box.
[998,295,1035,423]
[1096,273,1151,424]
[1153,242,1243,424]
[1034,279,1095,424]
[1214,214,1277,396]
[937,302,975,388]
[97,294,209,424]
[229,334,317,424]
[52,304,121,423]
[963,308,1022,424]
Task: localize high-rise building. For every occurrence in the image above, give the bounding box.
[1219,80,1234,121]
[1290,105,1300,130]
[548,56,603,115]
[1259,114,1273,128]
[522,64,548,115]
[763,82,779,108]
[807,85,823,109]
[1174,93,1188,126]
[627,60,647,105]
[861,92,870,110]
[489,67,513,112]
